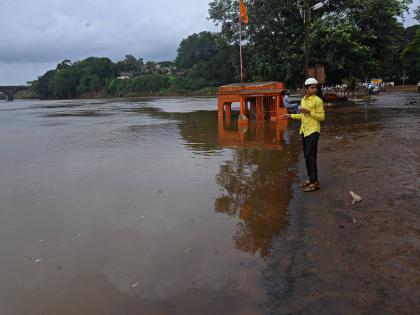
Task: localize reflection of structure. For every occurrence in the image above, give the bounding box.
[217,82,287,123]
[214,147,295,259]
[137,102,295,259]
[218,118,288,150]
[215,116,293,259]
[215,86,293,258]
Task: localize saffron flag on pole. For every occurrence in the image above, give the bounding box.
[240,0,249,24]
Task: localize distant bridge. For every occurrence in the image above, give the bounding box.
[0,86,29,101]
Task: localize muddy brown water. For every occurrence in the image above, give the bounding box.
[2,95,417,314]
[0,98,299,315]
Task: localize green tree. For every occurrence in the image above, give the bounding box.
[106,78,128,96]
[309,17,374,83]
[75,57,115,80]
[32,57,115,98]
[345,0,410,77]
[176,32,219,69]
[51,67,80,98]
[209,0,411,85]
[115,54,144,73]
[209,0,305,84]
[77,74,101,95]
[56,59,72,71]
[176,32,236,86]
[144,61,158,73]
[401,29,420,82]
[132,74,170,92]
[31,70,56,99]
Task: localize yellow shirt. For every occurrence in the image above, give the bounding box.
[290,95,325,137]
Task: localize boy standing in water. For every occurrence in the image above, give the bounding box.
[283,78,325,192]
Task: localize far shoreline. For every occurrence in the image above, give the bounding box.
[11,89,219,101]
[8,84,419,102]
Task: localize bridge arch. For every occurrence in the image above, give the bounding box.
[0,86,30,101]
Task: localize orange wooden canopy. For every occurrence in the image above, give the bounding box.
[217,81,287,122]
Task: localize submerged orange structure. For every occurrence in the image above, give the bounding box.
[217,81,287,122]
[218,119,288,150]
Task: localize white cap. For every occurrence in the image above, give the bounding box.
[305,78,319,86]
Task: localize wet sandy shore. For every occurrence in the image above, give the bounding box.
[267,92,420,314]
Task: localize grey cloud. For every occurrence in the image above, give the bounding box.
[0,0,216,84]
[0,62,57,85]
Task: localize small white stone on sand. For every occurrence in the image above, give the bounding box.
[131,282,139,288]
[349,191,362,204]
[34,258,42,263]
[184,248,192,253]
[36,239,45,244]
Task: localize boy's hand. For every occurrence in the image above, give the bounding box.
[300,108,311,114]
[282,113,291,119]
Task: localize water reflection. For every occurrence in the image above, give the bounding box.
[142,107,296,260]
[130,104,296,260]
[214,119,295,259]
[218,118,288,150]
[0,98,299,314]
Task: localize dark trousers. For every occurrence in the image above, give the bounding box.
[302,132,320,183]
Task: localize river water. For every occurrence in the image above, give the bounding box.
[0,98,299,315]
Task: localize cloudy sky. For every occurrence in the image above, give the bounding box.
[0,0,418,85]
[0,0,216,85]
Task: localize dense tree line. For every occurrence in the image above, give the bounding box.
[30,46,233,99]
[209,0,419,86]
[30,1,419,99]
[32,57,116,99]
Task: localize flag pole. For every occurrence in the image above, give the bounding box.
[239,14,244,84]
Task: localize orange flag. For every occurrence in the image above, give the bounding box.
[240,0,249,24]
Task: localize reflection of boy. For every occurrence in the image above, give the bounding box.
[282,90,299,112]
